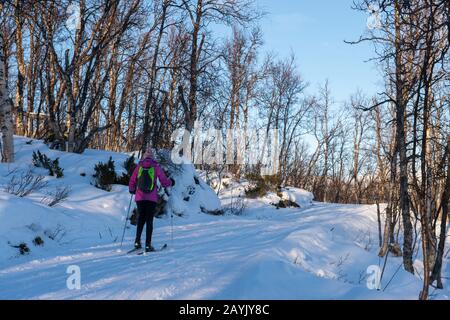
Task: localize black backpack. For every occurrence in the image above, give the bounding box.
[137,166,155,193]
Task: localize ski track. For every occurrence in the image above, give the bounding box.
[0,203,345,299]
[2,202,445,300]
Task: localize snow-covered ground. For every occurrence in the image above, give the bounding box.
[0,137,448,299]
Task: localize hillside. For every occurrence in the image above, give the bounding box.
[0,137,448,299]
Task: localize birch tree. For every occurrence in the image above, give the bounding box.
[0,1,14,162]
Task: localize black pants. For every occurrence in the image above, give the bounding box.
[135,201,157,247]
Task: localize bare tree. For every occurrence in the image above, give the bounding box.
[350,0,449,298]
[0,1,14,162]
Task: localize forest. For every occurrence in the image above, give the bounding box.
[0,0,449,300]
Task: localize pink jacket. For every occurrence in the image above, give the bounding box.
[129,157,172,202]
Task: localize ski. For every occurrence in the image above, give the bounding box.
[137,244,168,255]
[126,247,143,255]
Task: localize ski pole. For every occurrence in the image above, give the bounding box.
[164,187,174,248]
[170,211,174,248]
[120,194,134,249]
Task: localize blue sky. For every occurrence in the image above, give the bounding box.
[256,0,382,104]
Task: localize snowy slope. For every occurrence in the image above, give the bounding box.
[0,137,448,300]
[0,137,219,262]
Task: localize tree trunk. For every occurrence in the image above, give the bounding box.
[14,0,26,135]
[186,0,203,132]
[394,1,414,274]
[26,18,38,137]
[142,2,169,152]
[0,32,15,162]
[430,136,450,289]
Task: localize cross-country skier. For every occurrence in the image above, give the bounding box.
[129,148,173,253]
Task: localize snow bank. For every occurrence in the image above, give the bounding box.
[209,203,424,300]
[206,172,314,216]
[278,187,314,208]
[164,160,221,217]
[0,137,221,262]
[0,191,72,261]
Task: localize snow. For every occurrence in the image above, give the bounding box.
[167,161,221,217]
[279,187,314,207]
[0,137,449,300]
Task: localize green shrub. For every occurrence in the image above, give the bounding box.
[32,236,44,246]
[32,151,64,178]
[272,199,300,209]
[130,208,139,226]
[93,157,117,191]
[245,180,269,198]
[115,155,136,186]
[10,242,30,255]
[43,133,67,150]
[244,172,281,199]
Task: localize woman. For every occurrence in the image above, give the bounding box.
[129,148,173,252]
